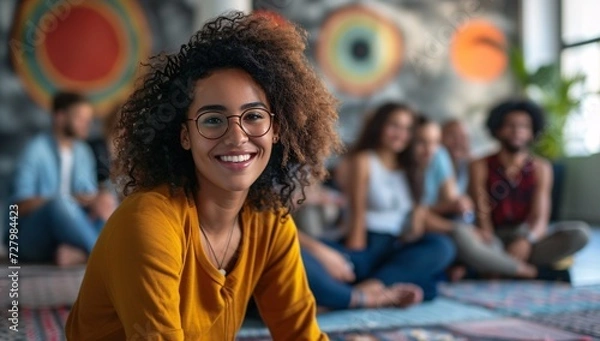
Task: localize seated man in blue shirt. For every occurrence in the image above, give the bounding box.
[414,117,472,219]
[9,91,115,266]
[442,119,471,196]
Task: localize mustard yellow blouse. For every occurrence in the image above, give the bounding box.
[65,185,327,340]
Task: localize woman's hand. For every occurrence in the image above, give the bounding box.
[402,206,427,243]
[454,195,474,214]
[345,237,366,251]
[315,245,356,283]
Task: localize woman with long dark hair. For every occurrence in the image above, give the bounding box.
[329,102,456,301]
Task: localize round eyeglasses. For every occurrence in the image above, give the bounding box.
[187,108,275,140]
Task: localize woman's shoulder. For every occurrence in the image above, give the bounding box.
[243,206,288,225]
[108,185,190,234]
[344,151,372,174]
[242,207,296,239]
[352,150,372,163]
[94,186,189,274]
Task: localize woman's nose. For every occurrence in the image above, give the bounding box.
[223,120,248,146]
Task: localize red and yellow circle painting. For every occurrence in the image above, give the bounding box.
[451,19,508,82]
[316,5,404,97]
[10,0,151,115]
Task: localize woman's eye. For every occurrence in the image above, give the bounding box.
[200,114,225,126]
[244,111,266,121]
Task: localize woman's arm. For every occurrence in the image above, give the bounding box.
[429,176,461,214]
[430,177,474,217]
[344,153,370,250]
[469,159,495,242]
[526,158,553,241]
[334,157,350,194]
[298,231,355,282]
[254,218,328,340]
[428,148,472,215]
[104,197,184,340]
[423,208,456,234]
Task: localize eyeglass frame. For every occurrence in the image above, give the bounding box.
[186,108,276,140]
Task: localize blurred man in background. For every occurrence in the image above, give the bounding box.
[442,119,471,196]
[470,99,590,270]
[8,91,115,266]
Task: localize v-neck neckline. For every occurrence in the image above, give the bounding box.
[191,202,248,286]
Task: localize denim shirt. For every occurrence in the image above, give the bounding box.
[10,133,98,203]
[422,147,454,206]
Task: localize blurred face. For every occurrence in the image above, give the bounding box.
[180,68,277,194]
[414,122,441,166]
[58,102,94,140]
[442,122,469,161]
[496,111,533,153]
[380,110,413,153]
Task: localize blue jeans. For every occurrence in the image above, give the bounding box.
[302,232,455,309]
[302,249,354,309]
[12,196,104,262]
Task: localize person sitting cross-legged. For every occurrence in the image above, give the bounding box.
[8,91,115,266]
[470,99,590,274]
[412,116,538,279]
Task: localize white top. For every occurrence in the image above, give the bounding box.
[59,146,74,195]
[364,152,413,236]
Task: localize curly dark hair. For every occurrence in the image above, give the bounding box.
[113,12,341,212]
[486,99,546,138]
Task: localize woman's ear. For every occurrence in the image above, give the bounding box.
[180,124,191,150]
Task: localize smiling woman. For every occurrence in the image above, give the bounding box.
[65,12,340,341]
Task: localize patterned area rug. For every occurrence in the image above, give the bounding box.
[238,298,500,338]
[445,318,588,341]
[439,281,600,316]
[527,309,600,338]
[0,265,84,308]
[239,320,588,341]
[0,306,69,341]
[2,271,599,340]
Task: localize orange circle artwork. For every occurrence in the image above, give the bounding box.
[451,20,507,82]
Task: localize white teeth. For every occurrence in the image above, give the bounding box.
[219,154,251,163]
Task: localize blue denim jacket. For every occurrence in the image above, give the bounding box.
[11,133,98,203]
[422,147,454,206]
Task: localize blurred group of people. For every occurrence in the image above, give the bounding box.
[295,100,591,311]
[6,90,591,311]
[7,12,591,339]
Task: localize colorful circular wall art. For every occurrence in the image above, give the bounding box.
[451,19,507,82]
[316,5,404,97]
[10,0,151,115]
[253,9,290,28]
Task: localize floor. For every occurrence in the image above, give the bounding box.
[0,229,598,340]
[571,228,600,286]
